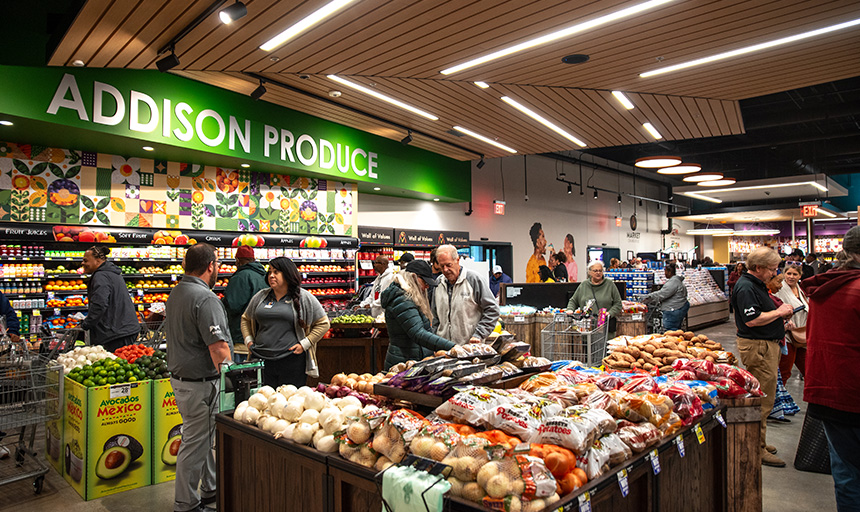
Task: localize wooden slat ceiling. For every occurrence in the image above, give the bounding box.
[49,0,860,161]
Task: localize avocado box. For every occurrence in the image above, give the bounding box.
[62,376,152,500]
[45,363,64,473]
[152,378,181,484]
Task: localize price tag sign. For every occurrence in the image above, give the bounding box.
[359,260,373,270]
[109,384,131,398]
[578,491,592,512]
[675,434,686,457]
[715,411,727,428]
[53,308,61,316]
[649,449,661,474]
[138,305,144,311]
[514,316,525,323]
[137,289,144,297]
[617,468,629,497]
[171,274,177,282]
[695,424,705,444]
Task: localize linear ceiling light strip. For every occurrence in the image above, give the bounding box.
[260,0,356,51]
[326,75,439,120]
[501,96,587,147]
[452,126,518,153]
[682,192,723,204]
[640,17,860,77]
[440,0,674,75]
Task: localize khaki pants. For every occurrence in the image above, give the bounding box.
[736,337,781,449]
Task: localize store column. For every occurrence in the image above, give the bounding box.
[806,218,814,256]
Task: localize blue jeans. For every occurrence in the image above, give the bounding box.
[661,302,690,331]
[823,421,860,512]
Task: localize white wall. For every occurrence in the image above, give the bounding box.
[358,154,695,282]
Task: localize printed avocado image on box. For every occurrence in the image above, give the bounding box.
[152,377,181,484]
[63,375,152,501]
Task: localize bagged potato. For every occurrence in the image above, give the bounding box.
[479,447,557,507]
[372,409,425,463]
[435,386,515,427]
[659,382,704,425]
[599,432,633,465]
[442,437,491,484]
[409,423,461,461]
[576,440,611,481]
[334,431,378,467]
[485,399,562,442]
[533,406,615,455]
[619,373,660,394]
[615,420,662,453]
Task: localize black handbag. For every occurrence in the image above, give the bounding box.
[793,414,832,474]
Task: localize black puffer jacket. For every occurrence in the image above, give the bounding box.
[81,261,139,346]
[380,282,454,370]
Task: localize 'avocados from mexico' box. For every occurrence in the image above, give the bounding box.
[45,362,64,474]
[152,378,181,484]
[62,377,152,500]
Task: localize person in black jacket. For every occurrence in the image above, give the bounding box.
[380,260,455,369]
[80,246,140,351]
[0,291,20,342]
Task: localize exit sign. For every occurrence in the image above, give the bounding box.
[494,201,506,215]
[801,205,818,218]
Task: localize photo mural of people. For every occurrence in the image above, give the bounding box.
[526,222,547,283]
[564,234,578,282]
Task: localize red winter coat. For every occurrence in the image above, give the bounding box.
[801,266,860,414]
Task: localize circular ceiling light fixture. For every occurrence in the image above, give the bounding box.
[656,163,700,175]
[562,54,590,64]
[635,156,681,168]
[683,172,723,182]
[698,178,737,187]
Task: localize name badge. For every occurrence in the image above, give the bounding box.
[264,301,274,309]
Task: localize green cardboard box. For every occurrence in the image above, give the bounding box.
[151,378,181,484]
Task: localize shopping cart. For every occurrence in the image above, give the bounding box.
[0,334,62,494]
[539,313,610,367]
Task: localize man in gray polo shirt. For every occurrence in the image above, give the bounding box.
[166,243,233,512]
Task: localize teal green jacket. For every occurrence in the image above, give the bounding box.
[222,261,268,343]
[380,282,455,370]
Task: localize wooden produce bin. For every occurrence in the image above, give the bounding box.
[616,313,647,336]
[723,397,763,512]
[499,314,534,350]
[687,300,730,330]
[216,414,328,512]
[532,314,554,357]
[312,335,389,386]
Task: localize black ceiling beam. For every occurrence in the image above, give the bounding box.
[245,72,482,159]
[743,101,860,130]
[537,152,673,188]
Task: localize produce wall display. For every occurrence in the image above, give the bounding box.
[0,140,357,235]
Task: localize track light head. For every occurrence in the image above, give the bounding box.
[639,199,643,207]
[250,81,267,101]
[476,155,485,169]
[617,194,622,203]
[156,49,180,72]
[593,189,598,200]
[220,1,248,24]
[567,184,572,194]
[401,130,413,146]
[657,203,661,211]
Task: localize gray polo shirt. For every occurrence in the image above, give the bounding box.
[166,275,233,379]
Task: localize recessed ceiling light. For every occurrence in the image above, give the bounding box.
[72,59,85,67]
[642,122,662,139]
[698,178,737,186]
[241,163,251,168]
[683,173,723,182]
[142,146,154,151]
[373,187,381,191]
[440,0,673,74]
[611,91,635,109]
[561,54,590,64]
[501,96,586,147]
[0,120,13,126]
[657,163,700,175]
[433,198,440,202]
[260,0,356,51]
[734,229,780,236]
[452,126,517,153]
[635,156,681,168]
[817,208,837,218]
[327,75,438,120]
[641,17,860,78]
[474,81,490,89]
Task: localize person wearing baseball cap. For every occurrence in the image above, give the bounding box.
[397,252,415,269]
[379,259,455,369]
[489,264,512,299]
[222,245,267,361]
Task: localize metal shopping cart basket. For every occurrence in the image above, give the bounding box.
[0,337,63,494]
[539,313,610,367]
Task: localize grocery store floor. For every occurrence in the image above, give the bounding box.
[0,317,838,512]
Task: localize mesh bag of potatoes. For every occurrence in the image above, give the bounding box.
[372,409,426,463]
[477,446,560,512]
[408,423,462,462]
[443,437,493,502]
[335,430,379,468]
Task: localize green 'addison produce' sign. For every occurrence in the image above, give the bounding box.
[0,65,469,201]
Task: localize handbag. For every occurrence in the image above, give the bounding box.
[788,325,807,347]
[794,414,831,474]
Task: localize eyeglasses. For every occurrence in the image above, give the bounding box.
[785,260,802,267]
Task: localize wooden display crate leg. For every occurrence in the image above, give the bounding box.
[724,398,763,512]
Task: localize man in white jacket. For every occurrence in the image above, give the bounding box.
[361,255,394,319]
[432,245,500,345]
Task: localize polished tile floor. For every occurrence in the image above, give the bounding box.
[0,318,838,511]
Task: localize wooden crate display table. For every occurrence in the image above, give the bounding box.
[723,396,763,512]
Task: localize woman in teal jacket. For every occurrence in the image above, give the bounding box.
[380,260,455,369]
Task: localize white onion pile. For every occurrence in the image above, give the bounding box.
[57,346,118,375]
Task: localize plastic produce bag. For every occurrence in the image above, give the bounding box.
[659,382,704,425]
[714,364,763,396]
[485,400,561,442]
[435,387,514,427]
[615,420,662,453]
[533,406,615,455]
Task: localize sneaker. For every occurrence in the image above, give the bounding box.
[0,446,9,460]
[765,445,778,454]
[201,495,216,506]
[762,451,786,467]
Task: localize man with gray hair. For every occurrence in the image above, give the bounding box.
[731,246,794,467]
[801,226,860,509]
[432,244,500,344]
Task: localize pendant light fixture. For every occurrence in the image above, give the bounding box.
[635,156,681,168]
[698,178,737,186]
[683,173,723,182]
[657,163,700,175]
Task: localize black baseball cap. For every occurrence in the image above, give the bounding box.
[398,252,415,265]
[404,260,436,286]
